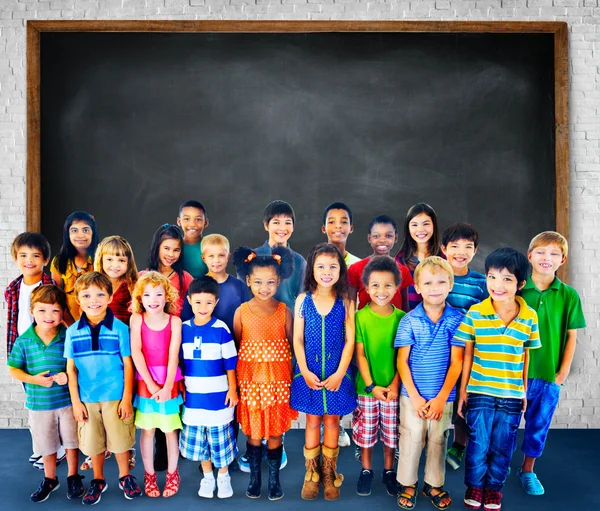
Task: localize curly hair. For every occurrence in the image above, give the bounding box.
[131,271,178,315]
[232,245,294,281]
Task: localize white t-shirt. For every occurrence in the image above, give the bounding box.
[17,280,42,336]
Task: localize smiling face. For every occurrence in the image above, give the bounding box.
[486,267,524,305]
[101,253,128,281]
[177,206,208,243]
[442,238,477,276]
[528,243,565,277]
[414,266,452,307]
[313,254,341,290]
[158,238,182,270]
[141,284,167,315]
[31,301,63,335]
[322,209,353,245]
[187,292,218,325]
[202,244,230,275]
[264,215,294,247]
[14,245,48,281]
[247,266,279,302]
[368,222,398,256]
[76,284,112,323]
[409,213,434,246]
[69,220,93,253]
[366,270,399,308]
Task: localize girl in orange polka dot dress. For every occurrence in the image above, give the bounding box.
[232,246,298,501]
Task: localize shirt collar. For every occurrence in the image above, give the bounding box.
[411,302,455,321]
[78,308,115,331]
[479,295,528,317]
[25,324,66,345]
[523,275,562,292]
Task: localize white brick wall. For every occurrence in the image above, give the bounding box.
[0,0,599,429]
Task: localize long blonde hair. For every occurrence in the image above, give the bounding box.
[94,236,139,293]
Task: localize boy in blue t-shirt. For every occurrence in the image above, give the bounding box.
[65,272,140,505]
[181,277,238,499]
[395,257,464,511]
[441,222,488,470]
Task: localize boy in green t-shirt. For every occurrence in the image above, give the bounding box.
[518,232,586,496]
[352,256,405,497]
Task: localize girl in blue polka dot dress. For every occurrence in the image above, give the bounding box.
[291,243,356,501]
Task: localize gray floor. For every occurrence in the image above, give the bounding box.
[1,428,598,510]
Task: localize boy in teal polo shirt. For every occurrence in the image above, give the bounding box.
[8,285,83,503]
[518,232,586,496]
[177,200,209,278]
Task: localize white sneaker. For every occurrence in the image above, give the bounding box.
[198,477,216,498]
[217,473,233,499]
[338,428,351,447]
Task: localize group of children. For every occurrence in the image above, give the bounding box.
[4,199,586,511]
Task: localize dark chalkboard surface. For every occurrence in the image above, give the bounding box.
[39,30,557,272]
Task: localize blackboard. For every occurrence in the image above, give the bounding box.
[27,21,568,276]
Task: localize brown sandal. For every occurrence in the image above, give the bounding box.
[163,468,180,498]
[144,472,160,498]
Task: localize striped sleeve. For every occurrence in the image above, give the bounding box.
[525,312,541,349]
[454,311,476,344]
[7,339,25,369]
[394,315,414,348]
[449,315,466,347]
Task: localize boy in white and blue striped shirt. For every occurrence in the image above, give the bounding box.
[180,276,238,499]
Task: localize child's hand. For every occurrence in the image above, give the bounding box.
[33,370,54,388]
[151,387,172,404]
[521,397,527,413]
[225,388,239,408]
[372,386,389,402]
[555,371,568,386]
[424,396,445,421]
[118,399,133,420]
[302,371,323,390]
[386,386,398,402]
[323,371,344,392]
[457,392,468,419]
[411,395,428,419]
[73,401,88,423]
[53,372,68,386]
[147,381,162,396]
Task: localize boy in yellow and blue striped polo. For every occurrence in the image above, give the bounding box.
[455,248,540,511]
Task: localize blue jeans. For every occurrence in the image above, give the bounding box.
[522,378,560,459]
[464,394,522,491]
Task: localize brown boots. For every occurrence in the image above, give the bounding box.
[322,445,344,501]
[301,445,321,500]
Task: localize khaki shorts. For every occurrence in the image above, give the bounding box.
[78,400,136,456]
[29,406,78,456]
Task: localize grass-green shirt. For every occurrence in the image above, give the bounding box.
[521,276,586,383]
[355,304,405,396]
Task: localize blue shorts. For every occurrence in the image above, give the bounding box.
[179,422,238,469]
[522,378,561,459]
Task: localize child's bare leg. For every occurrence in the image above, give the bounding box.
[165,431,179,474]
[306,414,323,449]
[218,466,229,475]
[361,447,373,470]
[383,445,396,471]
[247,437,262,447]
[43,454,57,480]
[521,454,536,472]
[115,451,131,478]
[266,435,282,449]
[201,460,214,474]
[323,414,340,449]
[66,448,79,477]
[140,428,156,475]
[91,453,105,480]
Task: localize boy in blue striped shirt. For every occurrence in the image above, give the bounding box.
[8,285,84,503]
[180,276,238,499]
[395,257,465,510]
[441,223,488,470]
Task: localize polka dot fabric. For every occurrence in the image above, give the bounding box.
[236,302,297,439]
[290,294,356,416]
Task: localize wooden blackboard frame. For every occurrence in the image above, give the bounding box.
[26,20,569,280]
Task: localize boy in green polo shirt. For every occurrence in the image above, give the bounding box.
[8,285,84,503]
[518,232,586,496]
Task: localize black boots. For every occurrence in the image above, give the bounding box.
[266,445,284,501]
[246,443,262,499]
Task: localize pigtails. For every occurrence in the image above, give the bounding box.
[233,246,256,280]
[271,245,294,281]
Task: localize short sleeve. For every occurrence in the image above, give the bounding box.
[118,324,131,357]
[64,326,75,359]
[525,312,541,349]
[50,256,59,274]
[567,289,586,330]
[237,279,249,303]
[221,327,238,371]
[347,262,361,289]
[454,311,476,344]
[398,263,414,290]
[394,315,415,348]
[449,315,465,347]
[355,313,365,345]
[7,340,25,369]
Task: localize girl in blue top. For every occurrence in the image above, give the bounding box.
[291,243,355,502]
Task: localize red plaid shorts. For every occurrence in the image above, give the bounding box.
[352,394,399,448]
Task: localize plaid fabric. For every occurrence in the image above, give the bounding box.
[464,486,484,509]
[483,488,502,510]
[179,422,238,469]
[4,274,54,355]
[352,394,399,448]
